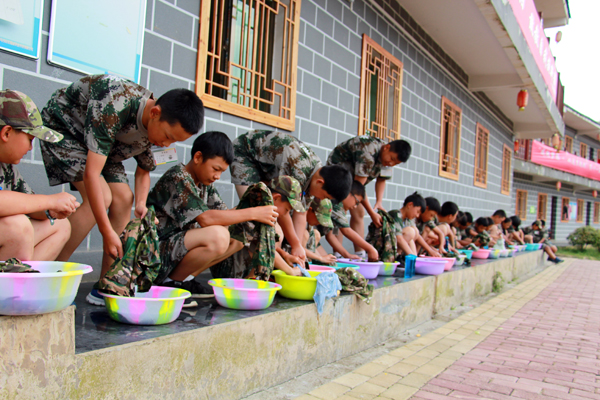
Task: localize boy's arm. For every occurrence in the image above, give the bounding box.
[354,175,383,228]
[0,191,78,218]
[373,177,387,211]
[134,166,151,219]
[85,151,122,258]
[340,227,379,261]
[196,206,278,227]
[432,226,446,251]
[278,212,306,261]
[414,232,441,257]
[274,251,301,276]
[396,234,414,255]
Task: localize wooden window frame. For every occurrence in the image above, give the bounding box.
[561,197,570,222]
[196,0,301,131]
[501,144,512,195]
[358,34,403,141]
[537,193,547,221]
[577,199,584,222]
[580,142,588,159]
[438,96,462,180]
[473,123,489,189]
[594,202,600,224]
[564,136,573,153]
[516,189,527,220]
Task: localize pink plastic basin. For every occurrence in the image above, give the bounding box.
[337,260,383,279]
[472,249,491,259]
[307,265,336,272]
[420,256,455,271]
[414,259,446,275]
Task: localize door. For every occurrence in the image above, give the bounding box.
[586,201,592,226]
[550,196,558,240]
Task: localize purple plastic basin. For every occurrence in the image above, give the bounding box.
[420,256,455,271]
[472,249,491,259]
[378,262,399,276]
[414,259,446,275]
[336,257,365,263]
[338,260,383,279]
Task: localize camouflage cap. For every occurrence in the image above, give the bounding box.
[310,198,333,228]
[269,175,305,212]
[533,219,543,228]
[0,90,63,143]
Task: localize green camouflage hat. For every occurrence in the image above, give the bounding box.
[311,198,333,228]
[269,175,305,212]
[533,219,543,228]
[0,90,63,143]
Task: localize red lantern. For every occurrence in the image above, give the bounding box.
[517,89,528,111]
[594,190,598,198]
[556,181,561,191]
[514,140,520,152]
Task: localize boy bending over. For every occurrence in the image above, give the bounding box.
[0,90,78,261]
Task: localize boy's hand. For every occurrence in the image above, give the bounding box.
[103,230,123,259]
[366,246,379,262]
[428,249,441,257]
[373,201,386,212]
[49,192,79,216]
[346,253,362,260]
[282,251,302,266]
[135,204,148,219]
[290,244,306,262]
[319,254,337,265]
[370,212,383,228]
[253,205,279,226]
[289,266,303,276]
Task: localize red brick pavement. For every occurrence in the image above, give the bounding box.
[412,260,600,399]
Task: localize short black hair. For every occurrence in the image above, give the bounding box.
[501,217,512,225]
[440,201,459,217]
[456,211,468,226]
[320,165,352,203]
[492,209,507,218]
[190,131,234,164]
[404,191,426,211]
[156,88,204,134]
[485,217,494,227]
[541,219,546,227]
[465,212,474,224]
[388,139,412,163]
[350,180,366,198]
[425,197,441,214]
[475,217,488,227]
[510,215,521,229]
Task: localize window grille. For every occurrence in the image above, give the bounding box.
[501,144,512,195]
[594,202,599,224]
[516,190,527,220]
[561,197,570,222]
[358,34,403,141]
[473,123,489,188]
[197,0,300,130]
[577,199,584,222]
[564,136,573,153]
[580,143,588,160]
[438,96,462,180]
[537,193,547,221]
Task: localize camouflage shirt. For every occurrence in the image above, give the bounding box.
[389,209,415,234]
[41,74,156,172]
[416,216,438,235]
[147,163,227,241]
[315,202,351,236]
[531,228,548,243]
[0,163,33,194]
[231,130,322,208]
[327,136,392,185]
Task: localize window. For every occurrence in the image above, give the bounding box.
[561,197,570,222]
[564,136,573,153]
[537,193,547,221]
[473,123,489,189]
[594,202,600,224]
[580,143,588,159]
[197,0,301,131]
[438,96,462,180]
[516,190,527,220]
[358,34,403,141]
[577,199,584,222]
[501,144,512,195]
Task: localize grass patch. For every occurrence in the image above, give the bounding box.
[557,246,600,261]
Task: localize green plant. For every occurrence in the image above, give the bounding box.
[567,226,600,251]
[492,272,504,293]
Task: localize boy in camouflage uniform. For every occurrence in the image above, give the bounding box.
[38,74,205,305]
[0,90,79,261]
[318,181,379,261]
[472,217,493,248]
[231,130,352,263]
[415,197,446,253]
[523,220,563,263]
[327,136,411,258]
[302,198,337,265]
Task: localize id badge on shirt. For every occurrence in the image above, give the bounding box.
[152,147,178,165]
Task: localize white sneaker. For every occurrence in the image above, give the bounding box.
[85,289,105,306]
[334,252,343,258]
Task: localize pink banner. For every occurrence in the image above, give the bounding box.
[530,140,600,181]
[507,0,558,101]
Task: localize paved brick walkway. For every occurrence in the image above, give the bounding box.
[296,259,600,400]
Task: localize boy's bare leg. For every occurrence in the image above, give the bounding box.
[169,225,231,281]
[31,218,71,261]
[0,215,34,260]
[235,184,249,201]
[524,235,533,243]
[56,179,112,262]
[98,182,134,279]
[349,204,366,252]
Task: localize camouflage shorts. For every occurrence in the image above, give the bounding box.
[39,140,129,186]
[155,231,188,284]
[210,247,252,279]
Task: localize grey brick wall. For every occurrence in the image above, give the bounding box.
[0,0,583,265]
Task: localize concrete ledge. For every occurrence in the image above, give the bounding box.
[0,251,546,400]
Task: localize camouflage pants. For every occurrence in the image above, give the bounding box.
[39,139,129,186]
[365,210,398,262]
[211,182,277,280]
[155,229,191,284]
